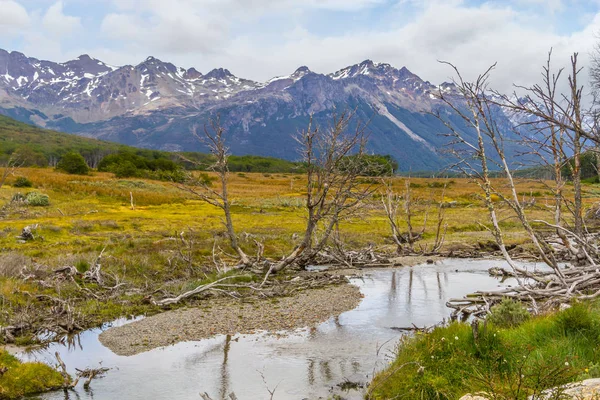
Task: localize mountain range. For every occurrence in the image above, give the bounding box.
[0,48,515,170]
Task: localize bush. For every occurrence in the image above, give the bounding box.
[487,298,530,328]
[556,303,597,336]
[369,300,600,399]
[56,152,89,175]
[12,176,32,188]
[427,181,451,188]
[99,151,184,181]
[190,172,215,187]
[75,260,90,273]
[25,192,50,207]
[113,161,139,178]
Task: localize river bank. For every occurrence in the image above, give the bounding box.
[12,259,525,399]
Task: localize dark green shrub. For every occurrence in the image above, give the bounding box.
[99,151,183,181]
[190,172,215,187]
[113,161,139,178]
[427,181,450,188]
[56,152,89,175]
[556,303,597,336]
[13,177,32,188]
[488,298,530,328]
[25,192,50,207]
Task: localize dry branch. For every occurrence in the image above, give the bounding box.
[153,275,245,306]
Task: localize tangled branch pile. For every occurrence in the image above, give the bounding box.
[438,51,600,319]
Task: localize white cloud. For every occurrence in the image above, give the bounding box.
[42,1,82,37]
[205,1,600,94]
[3,0,600,97]
[301,0,387,11]
[0,0,30,32]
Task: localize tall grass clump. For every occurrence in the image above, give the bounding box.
[12,176,33,188]
[25,191,50,206]
[368,300,600,400]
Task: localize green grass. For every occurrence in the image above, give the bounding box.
[368,301,600,399]
[0,349,64,399]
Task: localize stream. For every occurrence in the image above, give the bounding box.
[17,258,541,399]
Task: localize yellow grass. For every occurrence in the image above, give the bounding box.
[0,168,597,262]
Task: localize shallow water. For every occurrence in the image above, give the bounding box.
[18,258,543,400]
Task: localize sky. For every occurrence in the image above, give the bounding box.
[1,0,600,92]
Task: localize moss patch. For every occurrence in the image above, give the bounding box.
[0,349,63,399]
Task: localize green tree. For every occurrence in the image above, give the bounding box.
[56,152,89,175]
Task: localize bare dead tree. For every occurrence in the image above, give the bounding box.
[437,54,600,319]
[590,32,600,98]
[504,50,577,257]
[177,117,252,267]
[265,110,375,277]
[434,62,530,278]
[431,184,448,253]
[0,155,21,189]
[381,178,441,253]
[498,52,591,241]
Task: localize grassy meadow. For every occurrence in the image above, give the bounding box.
[1,168,593,265]
[0,167,599,342]
[1,167,600,398]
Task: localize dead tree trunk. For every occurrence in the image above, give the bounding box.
[178,117,252,267]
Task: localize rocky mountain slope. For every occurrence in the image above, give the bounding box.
[0,48,516,170]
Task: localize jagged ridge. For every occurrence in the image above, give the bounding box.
[0,48,516,170]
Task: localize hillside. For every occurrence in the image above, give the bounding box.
[0,115,304,173]
[0,114,128,167]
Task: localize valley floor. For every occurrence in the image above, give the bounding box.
[1,168,599,397]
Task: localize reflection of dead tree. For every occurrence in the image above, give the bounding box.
[200,393,238,400]
[381,178,447,254]
[219,335,232,400]
[433,57,600,318]
[177,117,253,268]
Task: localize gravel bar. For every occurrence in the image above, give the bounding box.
[99,283,363,356]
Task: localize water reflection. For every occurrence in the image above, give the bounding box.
[17,259,540,400]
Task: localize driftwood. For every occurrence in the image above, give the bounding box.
[76,366,110,389]
[153,275,245,306]
[54,352,108,390]
[55,352,78,389]
[447,250,600,319]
